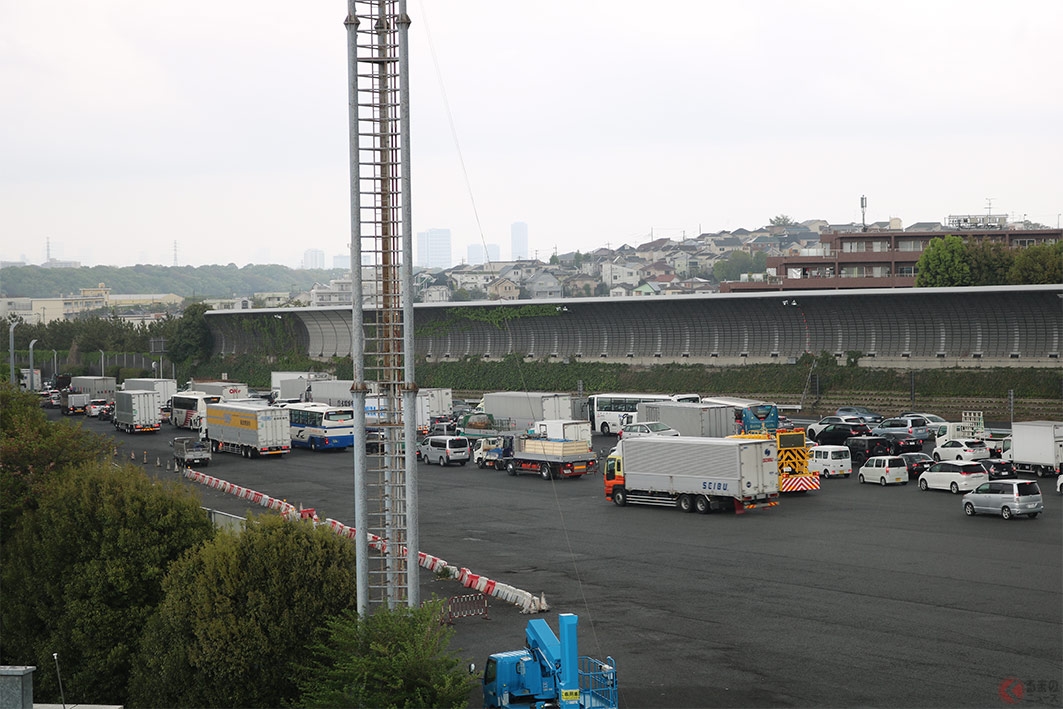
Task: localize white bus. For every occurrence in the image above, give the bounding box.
[170,391,223,430]
[588,392,701,435]
[283,402,355,451]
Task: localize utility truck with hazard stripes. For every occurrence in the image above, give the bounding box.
[204,401,291,458]
[605,436,780,513]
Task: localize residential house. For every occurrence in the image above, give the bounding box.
[487,277,520,301]
[609,283,634,298]
[526,271,563,300]
[422,285,452,303]
[563,273,599,297]
[632,281,663,296]
[638,261,675,281]
[635,237,675,263]
[601,259,641,288]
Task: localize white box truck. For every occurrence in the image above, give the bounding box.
[123,378,177,404]
[533,419,593,444]
[113,389,162,433]
[483,392,573,433]
[61,391,90,415]
[1001,421,1063,477]
[605,437,780,514]
[636,401,734,437]
[69,376,117,400]
[19,368,42,391]
[204,402,291,457]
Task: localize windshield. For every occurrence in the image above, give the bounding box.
[646,422,672,432]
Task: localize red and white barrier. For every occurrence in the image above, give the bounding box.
[183,469,547,613]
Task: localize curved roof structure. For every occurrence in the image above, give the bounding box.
[205,284,1063,368]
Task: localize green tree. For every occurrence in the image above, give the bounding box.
[770,214,796,226]
[1008,241,1063,284]
[164,302,213,365]
[965,238,1014,285]
[129,514,359,708]
[296,602,476,709]
[1,461,215,705]
[549,253,560,265]
[0,383,112,540]
[915,235,971,287]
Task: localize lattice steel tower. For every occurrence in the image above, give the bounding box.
[345,0,418,612]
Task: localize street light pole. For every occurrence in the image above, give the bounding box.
[52,350,58,384]
[8,321,16,386]
[99,349,105,378]
[28,339,38,391]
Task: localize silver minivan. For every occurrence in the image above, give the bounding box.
[416,435,471,466]
[872,416,931,443]
[962,480,1043,519]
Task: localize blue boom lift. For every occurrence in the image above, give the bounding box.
[482,613,617,708]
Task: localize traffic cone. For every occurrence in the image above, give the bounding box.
[165,459,172,472]
[156,457,161,467]
[130,451,135,461]
[143,451,148,463]
[113,446,118,457]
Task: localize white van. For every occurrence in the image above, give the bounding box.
[811,445,852,479]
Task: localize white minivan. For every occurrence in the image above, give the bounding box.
[811,445,852,479]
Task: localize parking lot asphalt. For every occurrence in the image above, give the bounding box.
[69,415,1063,708]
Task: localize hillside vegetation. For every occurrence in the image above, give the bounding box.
[0,264,346,299]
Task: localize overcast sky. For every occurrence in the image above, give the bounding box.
[3,1,1060,269]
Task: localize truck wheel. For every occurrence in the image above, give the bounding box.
[507,461,517,476]
[600,423,610,435]
[695,495,711,514]
[477,458,486,469]
[612,488,627,506]
[540,463,551,480]
[310,439,318,451]
[678,494,694,513]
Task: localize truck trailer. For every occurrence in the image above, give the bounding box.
[204,402,291,458]
[69,376,117,401]
[191,380,250,401]
[636,401,734,437]
[483,391,573,434]
[1001,421,1063,477]
[113,389,162,433]
[605,436,780,514]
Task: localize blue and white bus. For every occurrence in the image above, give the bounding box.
[587,392,701,435]
[284,402,355,451]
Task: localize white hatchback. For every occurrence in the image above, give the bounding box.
[918,460,989,494]
[858,456,909,486]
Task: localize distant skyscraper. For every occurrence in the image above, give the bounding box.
[511,222,528,260]
[302,248,325,269]
[416,228,452,269]
[466,243,501,265]
[333,253,351,270]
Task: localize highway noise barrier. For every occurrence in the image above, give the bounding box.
[180,470,547,613]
